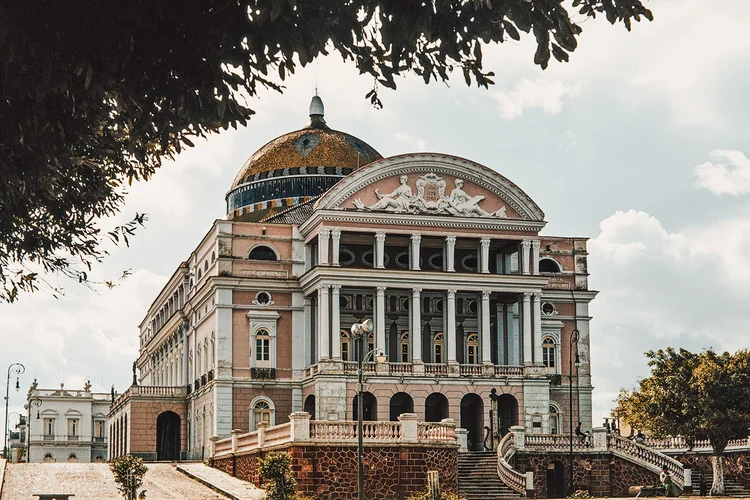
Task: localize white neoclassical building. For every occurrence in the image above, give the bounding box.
[109,96,596,460]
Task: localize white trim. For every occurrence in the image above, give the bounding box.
[249,396,276,431]
[247,309,280,369]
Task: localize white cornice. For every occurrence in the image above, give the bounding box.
[541,290,599,301]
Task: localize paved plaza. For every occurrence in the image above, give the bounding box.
[0,463,249,500]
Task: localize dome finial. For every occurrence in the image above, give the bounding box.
[308,95,327,129]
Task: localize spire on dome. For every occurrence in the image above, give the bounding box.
[308,95,327,129]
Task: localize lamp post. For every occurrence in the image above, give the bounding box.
[351,319,386,500]
[4,363,24,459]
[568,330,580,497]
[26,397,42,463]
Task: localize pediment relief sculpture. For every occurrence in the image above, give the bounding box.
[353,173,507,218]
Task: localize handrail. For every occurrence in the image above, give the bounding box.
[496,432,526,494]
[608,435,684,487]
[524,433,589,451]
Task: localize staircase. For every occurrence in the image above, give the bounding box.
[695,470,750,497]
[458,452,522,499]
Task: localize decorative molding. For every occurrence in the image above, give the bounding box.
[313,153,545,221]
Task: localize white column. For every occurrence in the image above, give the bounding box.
[480,238,491,274]
[411,288,422,361]
[331,285,341,359]
[481,291,492,364]
[375,232,386,269]
[531,240,540,275]
[410,234,421,271]
[317,285,330,359]
[446,289,457,362]
[445,236,456,272]
[376,286,386,352]
[522,293,532,363]
[331,229,341,267]
[182,334,189,385]
[319,229,331,266]
[532,293,542,364]
[304,296,312,366]
[521,240,531,275]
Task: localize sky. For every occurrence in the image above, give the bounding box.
[2,0,750,437]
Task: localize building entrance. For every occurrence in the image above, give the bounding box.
[156,411,181,461]
[460,393,484,451]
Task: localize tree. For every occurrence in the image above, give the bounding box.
[616,348,750,496]
[0,1,652,302]
[110,455,149,500]
[259,451,297,500]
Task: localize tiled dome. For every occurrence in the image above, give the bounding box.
[226,96,382,222]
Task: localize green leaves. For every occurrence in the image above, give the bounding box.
[110,455,148,500]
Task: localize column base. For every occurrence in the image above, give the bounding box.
[412,360,425,375]
[482,362,495,377]
[448,361,460,377]
[376,361,389,375]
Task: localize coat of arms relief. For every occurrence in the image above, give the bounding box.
[353,173,508,218]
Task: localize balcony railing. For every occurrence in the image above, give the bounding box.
[303,361,526,378]
[251,367,276,380]
[67,435,79,441]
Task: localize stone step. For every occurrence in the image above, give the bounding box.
[458,452,521,500]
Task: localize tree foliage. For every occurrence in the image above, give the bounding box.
[110,455,148,500]
[0,0,652,301]
[259,451,297,500]
[616,348,750,495]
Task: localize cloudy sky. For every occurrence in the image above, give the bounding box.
[2,0,750,436]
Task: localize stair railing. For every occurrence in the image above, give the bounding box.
[497,431,527,494]
[608,435,685,487]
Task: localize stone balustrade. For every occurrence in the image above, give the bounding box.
[643,435,750,453]
[497,428,526,494]
[212,412,458,458]
[304,361,526,379]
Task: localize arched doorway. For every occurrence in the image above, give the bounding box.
[389,392,414,421]
[304,394,316,420]
[497,394,518,436]
[460,393,484,451]
[353,392,377,421]
[547,461,565,498]
[425,393,449,422]
[156,411,181,461]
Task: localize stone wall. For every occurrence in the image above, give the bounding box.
[213,443,458,500]
[669,451,750,489]
[514,452,659,498]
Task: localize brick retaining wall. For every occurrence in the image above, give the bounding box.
[213,444,457,500]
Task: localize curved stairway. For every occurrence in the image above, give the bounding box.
[458,452,522,499]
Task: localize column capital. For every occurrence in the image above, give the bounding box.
[331,284,342,293]
[411,234,422,243]
[447,289,457,299]
[412,288,422,297]
[318,284,331,292]
[531,240,541,249]
[532,292,541,301]
[480,237,491,247]
[331,229,341,240]
[375,232,387,242]
[377,286,387,296]
[481,290,491,300]
[319,228,332,237]
[523,292,532,301]
[521,239,531,249]
[446,236,457,245]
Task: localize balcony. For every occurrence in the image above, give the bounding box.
[305,361,525,379]
[67,435,79,441]
[251,367,276,380]
[43,435,54,441]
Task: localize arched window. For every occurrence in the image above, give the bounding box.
[540,258,561,273]
[400,331,410,363]
[549,405,561,434]
[433,333,444,364]
[542,337,556,368]
[43,453,55,463]
[67,453,78,462]
[251,399,274,430]
[255,329,271,364]
[466,333,479,364]
[340,330,351,361]
[249,245,278,261]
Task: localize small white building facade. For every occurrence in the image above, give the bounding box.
[26,380,109,463]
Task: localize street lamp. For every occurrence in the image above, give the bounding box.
[568,329,580,497]
[27,397,42,463]
[4,363,24,460]
[351,319,386,500]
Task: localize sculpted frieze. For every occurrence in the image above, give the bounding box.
[353,173,507,218]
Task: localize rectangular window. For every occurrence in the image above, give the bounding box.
[434,345,443,364]
[67,418,79,437]
[467,346,477,365]
[342,342,349,361]
[95,421,105,438]
[401,342,409,363]
[256,338,270,361]
[44,418,55,436]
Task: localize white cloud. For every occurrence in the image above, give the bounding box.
[491,78,580,119]
[394,132,427,152]
[694,149,750,195]
[590,210,686,263]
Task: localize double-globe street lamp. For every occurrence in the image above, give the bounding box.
[350,319,386,500]
[4,362,25,459]
[568,329,581,497]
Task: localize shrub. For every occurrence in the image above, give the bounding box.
[259,451,297,500]
[110,455,148,500]
[570,489,592,499]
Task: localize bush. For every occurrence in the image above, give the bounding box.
[110,455,148,500]
[259,451,297,500]
[570,489,592,499]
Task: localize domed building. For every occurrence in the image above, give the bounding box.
[109,97,597,488]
